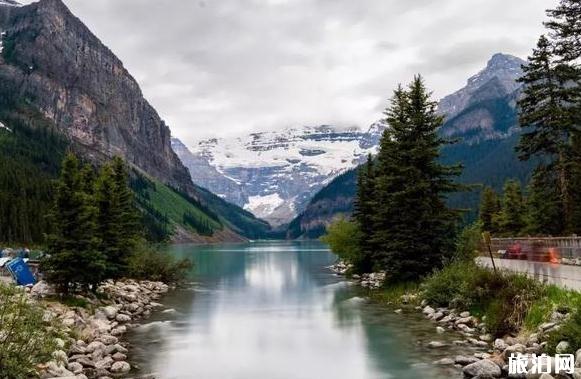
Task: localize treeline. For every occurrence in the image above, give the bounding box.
[504,0,581,237]
[323,76,462,281]
[42,154,142,292]
[0,106,67,244]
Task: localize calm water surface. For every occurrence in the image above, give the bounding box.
[127,241,472,379]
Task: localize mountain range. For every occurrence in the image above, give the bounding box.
[287,53,535,239]
[0,0,269,243]
[173,124,385,226]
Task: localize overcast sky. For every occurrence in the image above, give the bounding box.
[23,0,554,142]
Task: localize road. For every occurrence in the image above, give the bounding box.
[477,257,581,291]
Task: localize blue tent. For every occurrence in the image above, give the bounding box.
[6,258,36,286]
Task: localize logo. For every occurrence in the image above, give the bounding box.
[508,353,575,375]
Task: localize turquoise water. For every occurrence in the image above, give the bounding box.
[126,241,469,379]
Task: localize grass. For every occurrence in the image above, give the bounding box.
[369,282,421,306]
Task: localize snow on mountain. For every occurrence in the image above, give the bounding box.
[175,123,386,226]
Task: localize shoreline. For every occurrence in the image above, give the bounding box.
[30,279,172,379]
[329,260,581,379]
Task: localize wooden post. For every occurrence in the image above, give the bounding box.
[482,231,497,274]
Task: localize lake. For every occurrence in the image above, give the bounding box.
[126,241,471,379]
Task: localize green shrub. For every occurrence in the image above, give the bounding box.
[321,217,362,264]
[128,243,193,283]
[422,261,544,336]
[0,284,64,378]
[453,222,482,262]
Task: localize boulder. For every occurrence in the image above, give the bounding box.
[110,361,131,374]
[434,358,454,365]
[576,349,581,368]
[112,352,127,361]
[31,281,55,298]
[94,356,114,370]
[85,341,106,353]
[67,361,83,374]
[115,313,131,323]
[102,306,118,320]
[422,306,435,315]
[463,359,502,378]
[436,326,445,334]
[494,339,508,351]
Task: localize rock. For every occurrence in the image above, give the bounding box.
[31,280,55,298]
[94,356,114,370]
[76,357,95,368]
[46,361,75,377]
[434,358,455,365]
[480,334,493,342]
[112,344,128,354]
[427,341,447,348]
[112,352,127,361]
[102,306,118,319]
[503,344,526,360]
[115,313,131,323]
[394,309,402,314]
[494,339,508,351]
[463,359,502,378]
[67,362,83,374]
[423,306,436,315]
[110,361,131,374]
[576,349,581,368]
[98,334,118,345]
[436,326,446,334]
[86,341,106,353]
[539,374,554,379]
[556,341,570,354]
[573,368,581,379]
[111,326,127,336]
[539,322,557,332]
[456,316,475,326]
[455,355,480,366]
[460,311,471,318]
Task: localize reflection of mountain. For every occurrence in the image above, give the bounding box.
[287,53,535,239]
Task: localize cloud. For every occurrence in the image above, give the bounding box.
[21,0,554,143]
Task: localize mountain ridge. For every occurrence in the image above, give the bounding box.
[287,52,532,239]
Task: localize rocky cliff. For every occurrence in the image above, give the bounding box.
[0,0,268,242]
[0,0,192,191]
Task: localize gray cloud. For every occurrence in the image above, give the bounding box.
[21,0,554,142]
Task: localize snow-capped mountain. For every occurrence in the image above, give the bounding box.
[174,123,386,226]
[439,53,525,119]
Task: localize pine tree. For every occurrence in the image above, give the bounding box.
[353,154,375,272]
[479,187,500,233]
[517,35,578,231]
[524,167,563,236]
[370,76,462,282]
[43,154,106,293]
[545,0,581,62]
[495,180,525,236]
[94,157,140,278]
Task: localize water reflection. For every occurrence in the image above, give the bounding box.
[126,241,463,379]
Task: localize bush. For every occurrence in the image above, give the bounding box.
[128,243,193,283]
[321,217,361,264]
[422,261,544,336]
[0,284,64,378]
[453,222,482,262]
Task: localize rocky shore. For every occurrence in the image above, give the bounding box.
[329,260,581,379]
[30,279,171,379]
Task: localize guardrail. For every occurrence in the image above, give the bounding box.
[489,237,581,259]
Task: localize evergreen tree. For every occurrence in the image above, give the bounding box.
[524,167,563,236]
[479,187,500,233]
[495,180,525,236]
[545,0,581,62]
[370,76,462,282]
[95,157,140,278]
[43,154,106,293]
[517,35,578,231]
[353,154,375,272]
